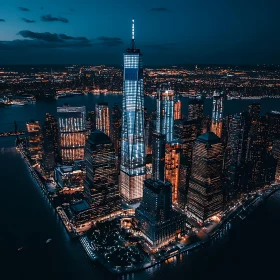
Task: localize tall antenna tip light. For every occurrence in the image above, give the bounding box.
[132,18,135,48]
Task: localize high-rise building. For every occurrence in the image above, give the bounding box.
[111,103,122,171]
[188,98,204,122]
[223,113,246,203]
[26,120,43,161]
[178,155,189,210]
[135,178,187,248]
[174,98,182,120]
[156,84,175,143]
[95,102,110,137]
[86,111,96,135]
[211,91,224,137]
[188,98,204,135]
[244,105,268,191]
[165,142,181,203]
[42,113,60,172]
[57,106,86,163]
[84,130,121,217]
[120,19,146,203]
[187,132,223,223]
[144,108,153,155]
[152,132,166,181]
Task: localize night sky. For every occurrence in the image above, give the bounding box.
[0,0,279,65]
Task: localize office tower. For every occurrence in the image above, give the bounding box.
[174,98,182,120]
[111,103,122,170]
[202,115,211,133]
[187,132,223,223]
[178,155,189,210]
[95,102,110,136]
[165,142,181,203]
[174,119,198,209]
[152,132,166,181]
[174,119,198,158]
[84,130,121,217]
[266,111,280,148]
[188,98,204,121]
[120,19,146,203]
[144,109,153,154]
[156,84,175,143]
[135,178,187,248]
[54,165,85,192]
[211,91,224,137]
[86,111,96,134]
[245,104,268,191]
[57,106,86,163]
[25,120,43,161]
[42,113,60,172]
[223,113,246,203]
[188,98,204,135]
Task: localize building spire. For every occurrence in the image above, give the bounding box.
[132,18,135,49]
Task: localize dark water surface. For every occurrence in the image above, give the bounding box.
[1,95,280,280]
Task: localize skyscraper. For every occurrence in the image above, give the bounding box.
[57,106,86,163]
[152,132,166,181]
[187,132,223,223]
[95,102,110,137]
[120,19,146,203]
[111,103,122,170]
[223,113,246,203]
[26,120,43,161]
[188,98,204,122]
[84,130,121,218]
[165,142,181,203]
[211,91,224,137]
[135,178,187,248]
[156,84,175,143]
[42,113,60,172]
[174,98,182,120]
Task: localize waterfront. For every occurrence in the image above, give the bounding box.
[1,96,280,279]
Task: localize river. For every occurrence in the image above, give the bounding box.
[1,95,280,280]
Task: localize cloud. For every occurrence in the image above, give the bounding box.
[41,14,69,23]
[0,31,124,51]
[19,7,30,12]
[0,19,5,22]
[96,36,123,47]
[0,39,90,50]
[150,8,168,12]
[22,18,35,23]
[17,30,90,43]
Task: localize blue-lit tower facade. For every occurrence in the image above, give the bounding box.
[156,85,175,143]
[120,19,146,203]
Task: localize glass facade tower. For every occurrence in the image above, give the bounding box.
[57,106,86,163]
[156,85,175,143]
[95,102,110,137]
[120,19,146,203]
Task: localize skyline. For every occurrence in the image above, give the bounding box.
[0,0,280,65]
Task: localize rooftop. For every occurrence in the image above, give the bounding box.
[70,200,90,213]
[87,130,111,145]
[197,132,221,144]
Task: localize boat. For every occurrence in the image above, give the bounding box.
[18,247,23,251]
[46,238,52,244]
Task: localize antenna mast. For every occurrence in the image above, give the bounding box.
[132,18,135,49]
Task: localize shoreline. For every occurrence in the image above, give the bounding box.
[16,144,280,275]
